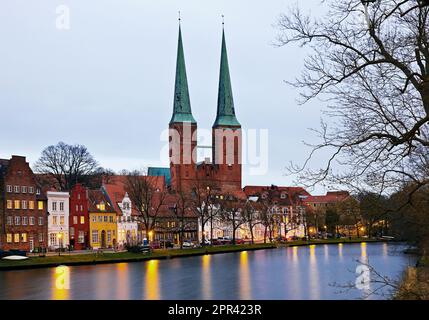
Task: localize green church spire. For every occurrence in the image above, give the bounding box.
[170,25,196,125]
[213,28,241,128]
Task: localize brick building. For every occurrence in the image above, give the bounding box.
[0,156,48,252]
[69,183,90,250]
[166,26,242,194]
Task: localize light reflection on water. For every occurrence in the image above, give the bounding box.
[0,243,413,300]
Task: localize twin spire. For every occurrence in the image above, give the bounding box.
[170,23,240,128]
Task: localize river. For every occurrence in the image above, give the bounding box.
[0,242,414,300]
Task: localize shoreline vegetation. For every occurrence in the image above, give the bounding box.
[0,238,390,271]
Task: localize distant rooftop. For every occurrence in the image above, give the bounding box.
[148,167,171,187]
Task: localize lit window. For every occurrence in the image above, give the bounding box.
[14,233,20,243]
[53,216,57,225]
[50,233,57,246]
[38,217,44,226]
[60,216,64,225]
[76,205,79,212]
[92,230,99,243]
[22,200,27,210]
[6,185,12,193]
[14,216,21,225]
[80,205,83,211]
[6,200,12,209]
[14,200,20,209]
[21,233,27,243]
[38,201,44,210]
[6,234,12,243]
[80,216,85,224]
[73,216,78,224]
[99,203,106,211]
[29,201,34,210]
[77,194,81,200]
[78,231,84,243]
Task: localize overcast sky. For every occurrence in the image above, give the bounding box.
[0,0,334,193]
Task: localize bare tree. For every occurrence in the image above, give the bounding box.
[34,141,99,191]
[170,190,197,249]
[125,170,167,241]
[242,200,262,244]
[218,194,246,245]
[276,0,429,194]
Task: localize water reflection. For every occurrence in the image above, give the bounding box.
[0,243,413,300]
[239,251,252,299]
[116,263,129,300]
[145,260,160,300]
[360,242,368,263]
[51,266,70,300]
[201,255,212,300]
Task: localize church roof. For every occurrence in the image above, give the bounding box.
[170,25,196,125]
[213,29,240,128]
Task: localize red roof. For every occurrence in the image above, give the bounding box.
[303,191,350,204]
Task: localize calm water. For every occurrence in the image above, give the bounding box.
[0,243,414,300]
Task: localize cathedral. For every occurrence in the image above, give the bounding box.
[168,25,242,194]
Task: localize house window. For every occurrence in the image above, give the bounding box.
[50,233,57,246]
[76,205,79,212]
[99,203,106,211]
[70,227,75,237]
[80,216,85,224]
[6,234,12,243]
[38,201,44,210]
[6,200,12,209]
[36,188,41,195]
[6,185,12,193]
[98,216,102,222]
[80,205,83,211]
[73,216,78,224]
[14,200,20,209]
[52,202,57,211]
[38,217,44,225]
[53,216,57,225]
[22,186,27,193]
[14,216,21,225]
[109,216,114,223]
[14,233,20,243]
[281,193,286,199]
[92,215,97,223]
[21,233,27,243]
[29,217,35,225]
[104,216,108,222]
[92,230,99,243]
[107,231,111,243]
[29,201,34,210]
[60,216,64,225]
[22,216,28,225]
[7,216,12,225]
[77,194,81,200]
[38,233,44,242]
[78,231,84,243]
[14,186,20,193]
[60,202,64,211]
[29,187,34,194]
[22,200,27,210]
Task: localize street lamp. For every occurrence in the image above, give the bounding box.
[57,233,63,256]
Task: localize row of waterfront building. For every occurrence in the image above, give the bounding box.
[0,155,352,252]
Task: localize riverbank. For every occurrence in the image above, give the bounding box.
[279,237,389,247]
[395,254,429,299]
[0,243,276,271]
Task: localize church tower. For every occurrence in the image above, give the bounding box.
[169,25,198,192]
[212,28,242,191]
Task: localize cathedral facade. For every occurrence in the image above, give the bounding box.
[168,26,242,194]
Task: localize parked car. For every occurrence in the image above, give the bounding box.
[8,249,27,257]
[159,240,174,249]
[200,239,211,246]
[182,241,195,248]
[235,239,245,244]
[150,241,161,249]
[0,250,11,258]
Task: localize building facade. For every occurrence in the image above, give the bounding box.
[47,191,70,250]
[69,184,90,250]
[88,190,117,249]
[0,156,48,252]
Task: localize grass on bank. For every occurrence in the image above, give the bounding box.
[0,243,275,270]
